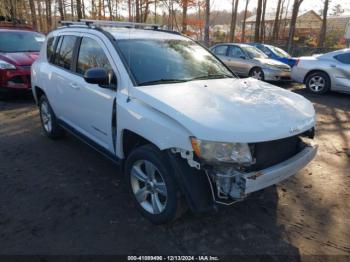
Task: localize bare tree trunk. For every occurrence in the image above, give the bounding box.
[57,0,64,21]
[143,0,150,22]
[260,0,267,42]
[286,0,303,52]
[229,0,239,42]
[204,0,210,46]
[128,0,132,21]
[76,0,82,19]
[154,0,157,23]
[254,0,263,42]
[318,0,329,48]
[135,0,140,22]
[29,0,38,30]
[81,0,86,18]
[182,0,188,34]
[46,0,52,32]
[107,0,113,19]
[36,0,43,31]
[70,0,74,19]
[241,0,249,42]
[272,0,282,42]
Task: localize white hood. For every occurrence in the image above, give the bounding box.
[131,78,316,143]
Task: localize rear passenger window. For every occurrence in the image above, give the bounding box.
[76,37,113,75]
[54,36,78,70]
[46,37,55,61]
[334,53,350,64]
[214,45,228,56]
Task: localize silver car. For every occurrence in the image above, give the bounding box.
[210,43,291,81]
[292,49,350,94]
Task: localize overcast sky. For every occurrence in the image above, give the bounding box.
[211,0,349,15]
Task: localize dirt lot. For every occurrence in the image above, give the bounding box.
[0,84,349,259]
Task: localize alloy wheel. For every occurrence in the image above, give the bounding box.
[40,101,52,133]
[309,76,325,92]
[130,160,168,214]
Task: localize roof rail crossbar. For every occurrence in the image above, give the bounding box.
[78,19,161,30]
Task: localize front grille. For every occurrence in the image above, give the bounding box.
[8,75,25,84]
[249,135,302,171]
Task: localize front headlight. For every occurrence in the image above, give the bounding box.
[191,137,253,165]
[0,60,16,70]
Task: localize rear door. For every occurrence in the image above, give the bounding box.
[68,34,118,152]
[49,34,81,129]
[333,53,350,92]
[227,45,250,76]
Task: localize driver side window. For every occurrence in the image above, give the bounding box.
[76,37,116,85]
[228,46,245,59]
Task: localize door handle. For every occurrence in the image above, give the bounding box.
[69,83,80,90]
[330,64,337,68]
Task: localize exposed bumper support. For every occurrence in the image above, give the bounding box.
[242,145,318,195]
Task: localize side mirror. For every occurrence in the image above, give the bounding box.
[84,68,110,86]
[240,55,246,60]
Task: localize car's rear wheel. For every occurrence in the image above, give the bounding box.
[39,95,64,139]
[305,72,330,94]
[125,145,184,224]
[249,67,265,81]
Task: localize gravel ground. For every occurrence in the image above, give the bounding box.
[0,84,349,259]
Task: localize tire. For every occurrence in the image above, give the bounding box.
[125,144,183,224]
[249,67,265,81]
[305,71,330,94]
[39,95,65,139]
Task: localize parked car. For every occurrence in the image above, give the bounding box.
[32,20,317,224]
[248,43,297,67]
[0,25,45,96]
[292,49,350,94]
[210,43,292,81]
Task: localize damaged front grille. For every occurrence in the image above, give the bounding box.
[248,135,302,171]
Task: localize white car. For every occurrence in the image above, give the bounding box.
[291,49,350,94]
[32,20,318,224]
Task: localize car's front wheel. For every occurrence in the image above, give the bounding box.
[305,71,330,94]
[249,67,265,81]
[39,95,64,139]
[125,145,183,224]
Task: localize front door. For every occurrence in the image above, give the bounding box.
[69,35,118,153]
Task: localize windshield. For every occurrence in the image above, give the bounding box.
[116,39,234,86]
[242,45,268,59]
[0,31,45,52]
[268,45,291,58]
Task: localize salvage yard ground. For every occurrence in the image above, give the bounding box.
[0,83,349,258]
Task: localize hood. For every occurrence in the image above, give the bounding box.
[131,78,316,143]
[0,52,39,66]
[254,58,291,69]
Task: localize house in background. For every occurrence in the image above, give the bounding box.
[345,20,350,47]
[244,10,322,43]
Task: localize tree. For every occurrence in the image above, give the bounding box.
[229,0,239,42]
[254,0,263,42]
[57,0,65,21]
[260,0,267,42]
[29,0,38,30]
[241,0,250,42]
[272,0,282,42]
[286,0,303,53]
[318,0,329,48]
[331,4,344,16]
[204,0,210,46]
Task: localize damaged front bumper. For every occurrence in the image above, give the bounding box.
[209,144,318,203]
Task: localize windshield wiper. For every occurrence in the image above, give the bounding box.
[138,79,189,86]
[189,74,234,81]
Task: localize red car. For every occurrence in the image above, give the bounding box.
[0,25,45,95]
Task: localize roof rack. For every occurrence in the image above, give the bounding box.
[59,19,161,30]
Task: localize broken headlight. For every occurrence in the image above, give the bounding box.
[191,137,253,165]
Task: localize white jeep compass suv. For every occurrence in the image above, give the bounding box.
[32,20,318,224]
